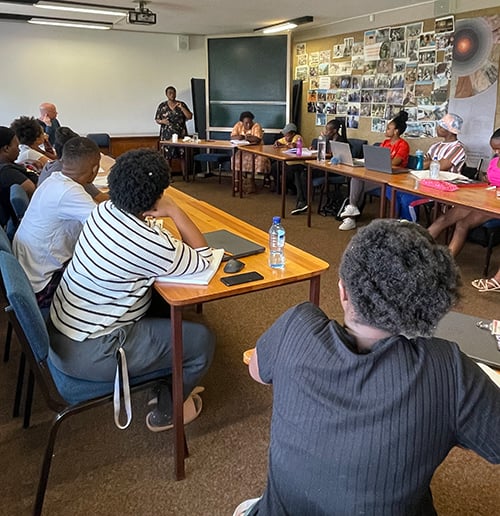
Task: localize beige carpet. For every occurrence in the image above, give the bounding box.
[0,175,498,515]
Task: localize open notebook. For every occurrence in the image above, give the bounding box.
[156,248,224,285]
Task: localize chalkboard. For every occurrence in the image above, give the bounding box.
[208,35,288,129]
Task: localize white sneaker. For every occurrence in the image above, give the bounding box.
[339,217,356,231]
[340,204,360,218]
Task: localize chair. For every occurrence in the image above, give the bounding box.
[467,219,500,276]
[0,225,13,363]
[86,133,111,154]
[347,138,368,159]
[9,183,29,229]
[0,251,176,515]
[193,152,231,183]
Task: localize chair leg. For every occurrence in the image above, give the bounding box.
[3,321,12,362]
[484,235,495,277]
[35,416,65,516]
[23,369,35,429]
[13,351,26,418]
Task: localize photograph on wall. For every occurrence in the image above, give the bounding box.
[320,49,331,63]
[309,52,319,66]
[407,22,423,39]
[435,16,455,34]
[419,32,436,48]
[344,37,354,56]
[316,113,326,126]
[310,78,320,89]
[297,53,308,66]
[296,43,307,55]
[295,65,308,81]
[318,76,331,89]
[371,117,386,132]
[333,44,345,58]
[352,42,364,57]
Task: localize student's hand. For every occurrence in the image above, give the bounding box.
[41,114,51,126]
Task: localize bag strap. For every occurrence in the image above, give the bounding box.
[114,347,132,430]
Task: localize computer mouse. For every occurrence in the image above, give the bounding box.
[223,258,245,274]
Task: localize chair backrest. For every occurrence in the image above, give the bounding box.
[86,133,111,149]
[347,138,368,158]
[0,224,12,253]
[10,184,29,224]
[0,252,66,410]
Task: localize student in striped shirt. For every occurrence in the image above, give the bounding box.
[48,149,215,432]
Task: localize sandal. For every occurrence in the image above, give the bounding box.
[471,278,500,292]
[148,385,204,407]
[146,391,203,432]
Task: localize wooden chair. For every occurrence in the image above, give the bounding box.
[0,251,177,515]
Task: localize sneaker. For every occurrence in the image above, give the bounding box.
[291,203,308,215]
[339,204,360,218]
[146,392,203,433]
[339,217,356,231]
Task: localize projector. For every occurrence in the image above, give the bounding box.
[128,8,156,25]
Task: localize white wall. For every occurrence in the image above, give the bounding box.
[0,22,206,136]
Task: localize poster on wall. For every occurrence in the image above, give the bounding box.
[449,16,500,167]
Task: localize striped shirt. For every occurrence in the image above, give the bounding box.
[426,140,466,173]
[252,302,500,515]
[50,200,212,341]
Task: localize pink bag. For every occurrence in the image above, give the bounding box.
[420,179,459,192]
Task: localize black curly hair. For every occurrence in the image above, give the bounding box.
[62,137,99,165]
[239,111,255,122]
[391,110,409,135]
[339,219,460,337]
[10,116,44,146]
[107,149,170,215]
[55,127,79,158]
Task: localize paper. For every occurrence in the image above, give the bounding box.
[93,167,109,187]
[155,248,224,285]
[283,148,317,157]
[230,140,251,146]
[410,170,466,181]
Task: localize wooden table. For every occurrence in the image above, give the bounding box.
[238,145,314,218]
[154,187,330,480]
[304,160,398,227]
[388,174,500,218]
[160,138,236,182]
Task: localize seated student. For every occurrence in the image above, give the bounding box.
[268,122,302,191]
[48,149,215,432]
[427,128,500,256]
[38,126,109,204]
[0,126,37,227]
[10,116,56,169]
[13,137,101,309]
[339,110,409,230]
[235,219,499,516]
[285,118,348,215]
[394,112,466,222]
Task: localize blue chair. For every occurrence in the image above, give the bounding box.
[467,219,500,276]
[0,251,174,515]
[193,152,231,183]
[0,225,14,363]
[86,133,111,154]
[7,184,30,240]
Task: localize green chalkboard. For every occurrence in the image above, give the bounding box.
[208,35,288,128]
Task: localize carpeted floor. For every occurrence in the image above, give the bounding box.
[0,174,498,515]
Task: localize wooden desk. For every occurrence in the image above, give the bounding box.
[154,187,330,480]
[388,175,500,219]
[238,145,312,218]
[305,161,398,227]
[109,134,159,157]
[160,139,236,183]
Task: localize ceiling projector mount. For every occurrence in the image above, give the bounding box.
[128,1,156,25]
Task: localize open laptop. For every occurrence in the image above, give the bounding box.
[204,229,265,261]
[362,144,409,174]
[330,141,364,167]
[435,311,500,369]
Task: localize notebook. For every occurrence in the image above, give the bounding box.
[156,248,224,285]
[203,229,265,260]
[435,311,500,370]
[362,144,409,174]
[330,141,364,167]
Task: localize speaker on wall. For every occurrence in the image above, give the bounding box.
[177,35,190,51]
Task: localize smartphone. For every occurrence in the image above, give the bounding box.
[220,271,264,286]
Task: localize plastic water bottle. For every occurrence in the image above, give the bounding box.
[415,149,424,170]
[269,216,285,269]
[429,158,440,179]
[296,137,303,157]
[317,135,326,162]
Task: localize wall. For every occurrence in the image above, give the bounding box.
[0,22,206,136]
[292,4,500,157]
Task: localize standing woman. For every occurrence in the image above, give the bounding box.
[231,111,270,193]
[155,86,193,166]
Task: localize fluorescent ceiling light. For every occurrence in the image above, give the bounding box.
[28,18,111,29]
[255,16,313,34]
[35,2,127,17]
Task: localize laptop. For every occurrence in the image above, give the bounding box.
[330,141,364,167]
[204,229,265,261]
[435,311,500,369]
[362,144,409,174]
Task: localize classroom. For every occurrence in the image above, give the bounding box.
[0,1,499,514]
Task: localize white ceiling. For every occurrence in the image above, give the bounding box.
[0,0,430,35]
